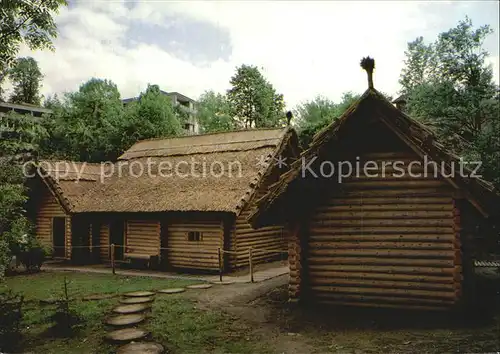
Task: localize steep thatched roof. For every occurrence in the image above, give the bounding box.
[37,128,297,214]
[36,161,105,213]
[248,88,500,228]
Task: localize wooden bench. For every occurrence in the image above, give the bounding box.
[124,252,160,269]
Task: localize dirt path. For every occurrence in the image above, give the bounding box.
[190,275,316,354]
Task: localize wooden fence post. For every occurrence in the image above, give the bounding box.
[218,248,223,282]
[249,247,254,283]
[111,243,115,275]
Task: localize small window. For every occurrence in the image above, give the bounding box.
[187,231,202,241]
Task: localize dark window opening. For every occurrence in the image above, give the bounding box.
[188,231,202,241]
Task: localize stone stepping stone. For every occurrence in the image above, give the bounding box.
[186,283,212,289]
[157,288,185,294]
[83,294,116,301]
[119,296,154,304]
[105,313,146,327]
[113,303,151,315]
[117,342,164,354]
[105,328,149,343]
[123,291,155,298]
[211,281,235,285]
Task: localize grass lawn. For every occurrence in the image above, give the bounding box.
[2,271,270,354]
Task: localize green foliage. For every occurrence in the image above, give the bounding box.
[8,57,43,105]
[0,288,24,351]
[197,90,235,132]
[0,0,67,72]
[227,65,285,129]
[400,16,500,187]
[43,82,183,162]
[41,78,125,162]
[121,84,182,149]
[0,112,46,279]
[294,92,360,147]
[50,277,82,337]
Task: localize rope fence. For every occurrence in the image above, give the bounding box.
[47,244,288,282]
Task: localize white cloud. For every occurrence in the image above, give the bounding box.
[14,1,500,108]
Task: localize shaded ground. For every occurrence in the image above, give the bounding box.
[191,269,500,354]
[4,268,500,353]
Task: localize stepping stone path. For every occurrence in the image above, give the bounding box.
[113,303,151,315]
[186,283,212,289]
[106,313,146,327]
[119,296,154,304]
[211,281,235,285]
[157,288,185,294]
[106,328,149,343]
[104,283,217,351]
[123,291,155,297]
[116,342,165,354]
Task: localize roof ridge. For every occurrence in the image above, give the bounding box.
[134,127,288,144]
[38,159,104,166]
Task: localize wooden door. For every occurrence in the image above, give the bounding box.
[110,220,124,261]
[52,217,66,257]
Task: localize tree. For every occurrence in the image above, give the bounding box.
[8,57,43,105]
[227,65,285,129]
[399,37,433,94]
[400,16,500,187]
[294,92,360,147]
[0,111,47,279]
[196,90,235,133]
[0,0,67,73]
[121,84,182,149]
[41,78,125,162]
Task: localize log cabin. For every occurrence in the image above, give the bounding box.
[30,128,299,271]
[248,58,500,310]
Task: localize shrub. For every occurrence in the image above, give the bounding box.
[50,277,82,337]
[0,288,24,352]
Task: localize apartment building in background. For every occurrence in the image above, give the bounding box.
[122,90,200,135]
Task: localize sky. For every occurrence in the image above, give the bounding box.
[15,0,500,109]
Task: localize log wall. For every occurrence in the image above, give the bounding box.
[166,218,223,270]
[233,202,286,268]
[125,220,161,256]
[35,183,72,259]
[304,151,460,310]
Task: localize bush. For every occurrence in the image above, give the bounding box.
[0,288,24,352]
[18,246,46,272]
[50,277,82,337]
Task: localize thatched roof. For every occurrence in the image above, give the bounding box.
[37,128,297,214]
[36,161,105,213]
[248,88,500,228]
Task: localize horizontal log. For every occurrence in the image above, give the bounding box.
[309,276,455,290]
[307,256,454,267]
[327,196,453,205]
[313,299,451,311]
[309,248,454,259]
[308,241,453,250]
[305,264,456,275]
[309,226,454,235]
[317,203,452,212]
[308,234,454,242]
[341,189,452,197]
[306,271,454,284]
[340,180,446,189]
[309,285,457,299]
[311,219,453,227]
[311,210,453,220]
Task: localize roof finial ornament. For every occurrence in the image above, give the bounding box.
[286,111,293,126]
[360,56,375,89]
